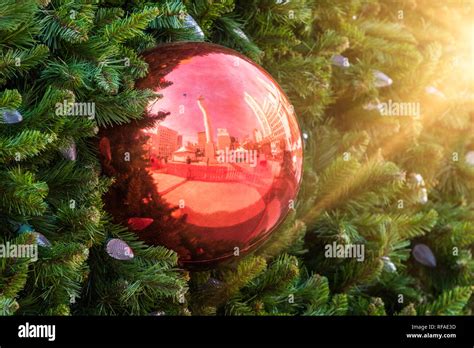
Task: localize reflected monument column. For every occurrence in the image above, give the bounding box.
[197,95,217,163]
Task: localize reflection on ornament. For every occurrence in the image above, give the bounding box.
[373,70,393,88]
[99,42,303,267]
[128,217,154,231]
[1,108,23,124]
[106,238,134,260]
[412,243,436,267]
[99,137,112,162]
[331,55,350,68]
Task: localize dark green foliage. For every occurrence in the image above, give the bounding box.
[0,0,190,316]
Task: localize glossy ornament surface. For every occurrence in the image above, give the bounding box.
[99,42,303,267]
[106,238,134,260]
[412,244,436,268]
[1,108,22,124]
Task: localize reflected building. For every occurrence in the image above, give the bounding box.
[173,145,197,162]
[153,125,180,159]
[186,141,196,151]
[253,128,263,143]
[197,131,206,154]
[217,128,231,151]
[244,76,296,151]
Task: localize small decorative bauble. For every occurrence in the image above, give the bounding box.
[363,98,383,112]
[408,173,425,187]
[412,243,436,267]
[16,223,34,234]
[88,207,101,224]
[106,238,134,260]
[233,27,250,42]
[465,151,474,166]
[60,141,77,161]
[203,277,224,290]
[36,234,51,248]
[195,277,225,298]
[407,173,428,203]
[425,86,446,99]
[301,131,309,149]
[183,14,204,40]
[82,247,89,258]
[1,108,23,124]
[99,42,303,267]
[373,70,393,88]
[381,256,397,273]
[331,55,350,68]
[17,224,51,248]
[417,187,428,204]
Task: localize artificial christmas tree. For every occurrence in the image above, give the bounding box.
[0,0,472,320]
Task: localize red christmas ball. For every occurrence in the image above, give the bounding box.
[99,42,303,267]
